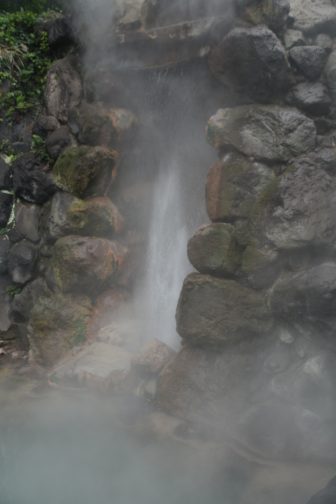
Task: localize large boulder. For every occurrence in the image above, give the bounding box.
[209,26,289,103]
[68,102,137,148]
[44,56,82,124]
[270,263,336,333]
[46,192,124,240]
[207,106,316,162]
[52,146,118,198]
[12,153,56,204]
[289,45,328,80]
[28,292,92,366]
[47,235,128,293]
[288,0,336,35]
[265,162,336,250]
[187,223,241,276]
[176,273,272,346]
[206,153,277,222]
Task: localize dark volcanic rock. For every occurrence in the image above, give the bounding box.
[206,153,276,222]
[289,45,328,80]
[0,158,11,190]
[287,82,331,115]
[36,11,72,48]
[209,25,289,102]
[0,237,10,274]
[207,105,316,162]
[44,56,82,124]
[9,202,41,243]
[8,240,38,284]
[12,153,56,204]
[0,192,13,228]
[176,273,272,347]
[187,223,241,276]
[46,126,72,159]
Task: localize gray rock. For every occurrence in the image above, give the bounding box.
[188,223,241,276]
[289,0,336,35]
[284,28,305,49]
[271,263,336,333]
[0,158,11,190]
[132,339,175,377]
[325,50,336,101]
[240,0,290,34]
[289,45,328,80]
[206,153,277,222]
[0,237,9,274]
[315,33,333,51]
[266,163,336,250]
[8,240,38,284]
[176,273,272,347]
[9,202,41,243]
[0,276,12,332]
[10,278,51,324]
[35,11,72,48]
[12,153,56,205]
[207,105,316,162]
[287,82,331,115]
[44,56,82,124]
[46,126,72,159]
[0,192,13,228]
[209,26,289,102]
[33,115,59,136]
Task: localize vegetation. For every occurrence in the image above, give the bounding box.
[0,9,52,119]
[0,1,62,13]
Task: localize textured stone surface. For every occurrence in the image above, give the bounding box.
[287,82,331,115]
[325,50,336,101]
[284,28,305,49]
[46,126,72,159]
[47,235,128,293]
[8,241,38,284]
[289,0,336,35]
[176,273,271,346]
[10,202,41,243]
[28,292,92,366]
[289,45,328,80]
[10,278,51,324]
[240,0,290,33]
[132,339,175,377]
[12,153,56,204]
[0,237,9,275]
[207,106,316,162]
[47,192,124,240]
[187,223,241,276]
[44,56,82,124]
[209,26,289,102]
[52,146,118,197]
[206,154,277,222]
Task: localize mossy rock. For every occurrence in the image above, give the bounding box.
[187,223,242,276]
[47,192,124,239]
[52,146,118,197]
[28,292,92,366]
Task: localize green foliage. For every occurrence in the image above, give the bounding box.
[0,10,52,119]
[0,1,62,13]
[6,284,23,299]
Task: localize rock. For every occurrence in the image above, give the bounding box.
[287,82,331,115]
[241,0,290,33]
[288,0,336,35]
[265,163,336,250]
[0,192,13,228]
[271,263,336,332]
[12,153,56,204]
[315,33,333,51]
[207,105,316,162]
[0,158,11,190]
[284,28,305,49]
[206,153,277,223]
[10,278,51,324]
[49,342,132,390]
[307,476,336,504]
[289,45,328,80]
[32,115,59,136]
[209,26,289,103]
[47,235,128,293]
[240,244,280,290]
[9,202,41,243]
[0,237,9,274]
[88,288,129,334]
[69,102,138,148]
[176,273,271,347]
[35,11,72,48]
[187,223,241,276]
[325,50,336,101]
[0,276,12,333]
[44,56,82,124]
[132,339,175,377]
[46,126,72,159]
[8,240,38,284]
[52,146,118,198]
[46,192,124,240]
[28,292,92,366]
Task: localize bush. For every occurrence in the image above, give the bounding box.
[0,10,51,118]
[0,1,62,13]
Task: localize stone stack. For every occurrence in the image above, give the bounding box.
[158,0,336,463]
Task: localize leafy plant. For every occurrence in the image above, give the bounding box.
[6,284,23,298]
